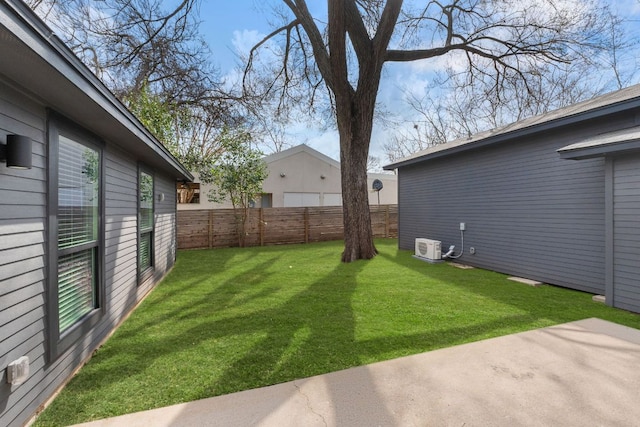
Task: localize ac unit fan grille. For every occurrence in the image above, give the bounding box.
[418,241,428,256]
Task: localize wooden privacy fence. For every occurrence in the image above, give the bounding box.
[177,205,398,249]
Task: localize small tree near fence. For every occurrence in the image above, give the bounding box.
[200,128,268,247]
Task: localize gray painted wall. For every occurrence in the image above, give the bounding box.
[397,114,638,295]
[0,79,48,427]
[150,170,177,287]
[612,154,640,312]
[0,79,178,427]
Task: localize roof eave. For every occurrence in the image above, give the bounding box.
[384,97,640,170]
[2,0,193,182]
[558,139,640,160]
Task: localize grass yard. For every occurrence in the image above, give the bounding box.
[35,239,640,426]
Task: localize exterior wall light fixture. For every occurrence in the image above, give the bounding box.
[320,174,326,179]
[280,172,286,177]
[1,135,32,169]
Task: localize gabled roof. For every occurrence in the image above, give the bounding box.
[264,144,341,169]
[0,0,192,181]
[384,84,640,170]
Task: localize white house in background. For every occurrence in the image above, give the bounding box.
[177,144,397,209]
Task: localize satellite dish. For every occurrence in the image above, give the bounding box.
[372,179,383,191]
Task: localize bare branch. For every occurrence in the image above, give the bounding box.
[344,0,372,63]
[283,0,333,88]
[243,19,300,95]
[372,0,402,61]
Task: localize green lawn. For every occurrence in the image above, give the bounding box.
[35,239,640,426]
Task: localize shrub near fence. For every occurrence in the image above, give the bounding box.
[177,205,398,249]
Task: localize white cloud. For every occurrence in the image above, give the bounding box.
[231,29,265,57]
[220,29,279,91]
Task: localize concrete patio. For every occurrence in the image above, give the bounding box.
[70,318,640,427]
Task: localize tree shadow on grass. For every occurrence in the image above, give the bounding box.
[40,253,381,424]
[205,260,366,395]
[41,240,638,426]
[110,248,282,339]
[377,249,640,330]
[34,248,287,424]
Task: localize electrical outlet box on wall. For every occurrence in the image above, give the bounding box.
[6,356,29,386]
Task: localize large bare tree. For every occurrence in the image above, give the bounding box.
[244,0,609,262]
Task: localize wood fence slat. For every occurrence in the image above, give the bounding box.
[208,210,214,248]
[304,208,309,244]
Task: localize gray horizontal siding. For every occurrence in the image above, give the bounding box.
[612,155,640,312]
[397,119,625,294]
[140,173,176,292]
[0,79,48,427]
[103,147,141,318]
[1,78,180,426]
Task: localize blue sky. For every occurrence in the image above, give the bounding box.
[194,1,640,163]
[197,1,271,73]
[196,1,393,162]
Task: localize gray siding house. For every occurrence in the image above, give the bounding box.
[385,85,640,314]
[0,2,192,426]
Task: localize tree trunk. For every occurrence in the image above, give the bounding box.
[235,207,248,248]
[323,0,394,262]
[338,98,378,262]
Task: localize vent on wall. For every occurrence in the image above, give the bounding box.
[415,238,442,261]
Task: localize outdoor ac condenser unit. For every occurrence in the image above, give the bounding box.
[415,238,442,261]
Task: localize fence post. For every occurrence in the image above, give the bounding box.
[208,210,215,248]
[385,205,390,238]
[304,207,309,243]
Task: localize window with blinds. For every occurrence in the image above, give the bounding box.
[57,135,100,334]
[58,249,96,332]
[139,169,154,276]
